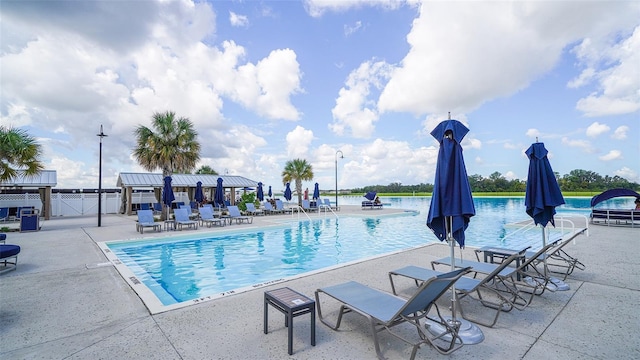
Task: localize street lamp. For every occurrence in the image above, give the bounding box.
[335,150,344,209]
[97,125,107,227]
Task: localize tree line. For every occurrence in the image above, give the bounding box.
[353,170,640,194]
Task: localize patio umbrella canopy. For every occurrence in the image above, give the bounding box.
[364,191,377,201]
[256,182,264,202]
[195,181,204,204]
[284,183,292,201]
[162,176,175,220]
[426,118,482,344]
[525,142,568,291]
[214,177,225,208]
[525,142,565,228]
[313,183,320,200]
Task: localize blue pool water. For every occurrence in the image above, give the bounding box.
[106,196,614,307]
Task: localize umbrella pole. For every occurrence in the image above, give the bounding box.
[427,216,484,344]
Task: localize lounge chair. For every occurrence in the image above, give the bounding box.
[0,207,8,222]
[136,209,161,233]
[198,206,225,227]
[153,202,163,215]
[315,267,471,360]
[173,208,198,230]
[275,200,293,214]
[140,203,150,211]
[302,199,318,212]
[263,201,279,215]
[390,251,526,328]
[227,206,253,224]
[245,203,264,216]
[526,231,586,281]
[0,243,21,274]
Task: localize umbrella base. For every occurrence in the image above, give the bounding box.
[426,316,484,345]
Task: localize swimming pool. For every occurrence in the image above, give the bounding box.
[102,197,594,313]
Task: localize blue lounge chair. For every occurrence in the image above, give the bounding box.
[0,207,9,222]
[302,199,318,213]
[390,251,526,328]
[173,208,198,230]
[275,200,292,214]
[315,267,471,359]
[136,210,161,233]
[140,203,150,211]
[262,201,279,215]
[198,206,225,227]
[245,203,264,216]
[227,206,253,224]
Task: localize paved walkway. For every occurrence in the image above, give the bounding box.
[1,207,638,359]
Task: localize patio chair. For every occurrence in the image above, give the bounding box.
[390,251,526,328]
[245,203,264,216]
[526,230,587,281]
[0,243,21,274]
[227,206,253,224]
[0,207,8,222]
[198,206,225,227]
[302,199,318,212]
[315,267,471,360]
[173,208,198,230]
[136,209,161,234]
[263,201,279,215]
[153,203,163,215]
[275,200,293,214]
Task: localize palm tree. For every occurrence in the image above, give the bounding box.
[282,159,314,206]
[132,111,201,178]
[195,165,218,175]
[0,126,44,183]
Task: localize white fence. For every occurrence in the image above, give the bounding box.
[0,192,191,217]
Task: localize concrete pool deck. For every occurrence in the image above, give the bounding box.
[1,206,638,359]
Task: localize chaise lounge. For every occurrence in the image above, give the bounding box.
[315,267,471,360]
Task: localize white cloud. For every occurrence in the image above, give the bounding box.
[286,126,314,157]
[586,122,610,137]
[526,128,541,139]
[377,1,639,115]
[344,21,363,36]
[598,150,622,161]
[229,11,249,27]
[561,137,595,153]
[614,167,639,183]
[612,126,629,140]
[572,26,640,117]
[330,60,393,138]
[304,0,405,18]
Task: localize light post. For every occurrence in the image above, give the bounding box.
[97,125,107,227]
[335,150,344,209]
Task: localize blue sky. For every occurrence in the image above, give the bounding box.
[1,1,638,192]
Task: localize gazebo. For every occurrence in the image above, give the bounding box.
[116,173,260,215]
[0,170,57,220]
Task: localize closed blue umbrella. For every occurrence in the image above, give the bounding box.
[162,176,175,220]
[214,177,225,208]
[312,183,320,200]
[525,142,567,290]
[426,119,481,343]
[284,183,292,201]
[257,182,264,202]
[195,181,204,204]
[268,185,272,198]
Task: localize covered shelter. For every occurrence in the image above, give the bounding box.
[116,173,260,215]
[0,170,57,220]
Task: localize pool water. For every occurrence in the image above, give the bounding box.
[105,196,601,309]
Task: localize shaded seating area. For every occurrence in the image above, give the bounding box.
[315,267,471,360]
[589,188,640,227]
[136,210,161,234]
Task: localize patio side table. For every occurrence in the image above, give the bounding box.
[264,287,316,355]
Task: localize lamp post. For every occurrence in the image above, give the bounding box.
[335,150,344,209]
[97,125,107,227]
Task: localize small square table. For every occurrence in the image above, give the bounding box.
[264,287,316,355]
[475,246,529,280]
